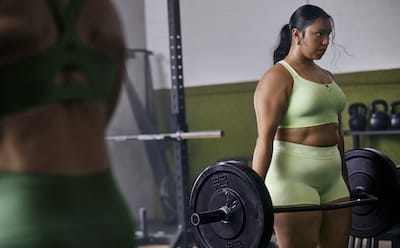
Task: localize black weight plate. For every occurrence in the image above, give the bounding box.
[190,160,274,248]
[345,148,400,237]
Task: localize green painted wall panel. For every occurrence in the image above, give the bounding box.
[155,69,400,181]
[184,83,257,177]
[338,69,400,165]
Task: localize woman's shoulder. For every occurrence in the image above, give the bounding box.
[255,62,293,99]
[259,62,293,87]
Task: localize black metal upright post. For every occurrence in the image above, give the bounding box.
[167,0,193,247]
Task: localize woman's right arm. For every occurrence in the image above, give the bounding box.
[252,66,291,180]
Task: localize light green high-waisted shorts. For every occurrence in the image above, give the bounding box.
[266,141,349,207]
[0,170,135,248]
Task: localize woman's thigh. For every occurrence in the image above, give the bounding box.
[318,198,352,248]
[274,211,322,248]
[273,199,351,248]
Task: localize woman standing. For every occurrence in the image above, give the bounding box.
[252,5,351,248]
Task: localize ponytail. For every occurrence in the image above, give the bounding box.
[273,24,291,64]
[272,5,333,64]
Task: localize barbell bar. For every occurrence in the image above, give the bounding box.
[273,186,378,213]
[191,186,378,226]
[105,130,224,141]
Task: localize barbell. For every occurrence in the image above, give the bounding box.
[189,148,400,248]
[105,130,223,141]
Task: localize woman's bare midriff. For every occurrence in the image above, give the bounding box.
[275,123,339,147]
[0,0,123,175]
[0,104,111,175]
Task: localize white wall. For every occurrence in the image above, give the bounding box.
[145,0,400,89]
[312,0,400,72]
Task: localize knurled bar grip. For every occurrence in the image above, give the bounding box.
[105,130,224,141]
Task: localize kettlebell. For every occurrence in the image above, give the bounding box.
[391,100,400,129]
[369,99,391,130]
[348,102,368,131]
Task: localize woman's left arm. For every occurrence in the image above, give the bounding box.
[337,114,350,189]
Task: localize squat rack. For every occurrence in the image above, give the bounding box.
[166,0,193,247]
[108,1,214,247]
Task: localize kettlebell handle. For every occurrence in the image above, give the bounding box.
[348,103,368,115]
[348,104,357,115]
[391,100,400,115]
[371,99,388,113]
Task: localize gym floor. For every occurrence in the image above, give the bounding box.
[138,246,168,248]
[137,239,393,248]
[138,245,197,248]
[136,217,398,248]
[137,243,392,248]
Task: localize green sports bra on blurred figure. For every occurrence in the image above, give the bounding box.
[0,0,117,118]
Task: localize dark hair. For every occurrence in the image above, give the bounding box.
[273,5,333,64]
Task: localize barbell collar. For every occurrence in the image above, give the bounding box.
[105,130,224,141]
[191,206,230,226]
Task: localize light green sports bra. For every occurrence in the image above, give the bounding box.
[278,60,346,128]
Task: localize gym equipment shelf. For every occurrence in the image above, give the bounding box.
[343,130,400,148]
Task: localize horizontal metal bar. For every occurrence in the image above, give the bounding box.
[273,195,378,213]
[343,130,400,136]
[125,48,153,58]
[190,195,378,226]
[105,130,224,142]
[190,197,378,226]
